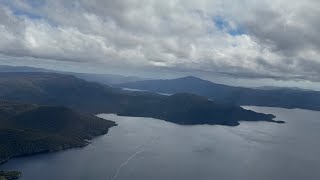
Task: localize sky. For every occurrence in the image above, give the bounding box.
[0,0,320,89]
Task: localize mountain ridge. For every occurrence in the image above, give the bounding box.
[118,76,320,111]
[0,72,279,126]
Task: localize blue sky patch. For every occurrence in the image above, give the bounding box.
[13,10,42,20]
[214,16,245,36]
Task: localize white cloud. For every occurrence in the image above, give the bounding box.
[0,0,319,81]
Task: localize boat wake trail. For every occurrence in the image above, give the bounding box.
[111,148,144,180]
[110,137,157,180]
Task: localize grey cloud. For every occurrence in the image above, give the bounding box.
[0,0,320,82]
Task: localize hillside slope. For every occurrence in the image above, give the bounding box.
[0,101,116,164]
[119,76,320,111]
[0,72,278,126]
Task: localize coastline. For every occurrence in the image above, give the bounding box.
[0,122,117,179]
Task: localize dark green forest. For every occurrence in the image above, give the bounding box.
[0,101,115,165]
[0,72,277,125]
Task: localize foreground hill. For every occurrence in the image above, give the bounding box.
[0,101,116,165]
[119,76,320,111]
[0,72,278,126]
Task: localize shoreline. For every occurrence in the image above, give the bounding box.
[0,122,117,179]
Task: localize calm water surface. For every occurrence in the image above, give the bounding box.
[1,106,320,180]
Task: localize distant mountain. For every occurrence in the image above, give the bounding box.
[253,86,310,91]
[66,72,144,85]
[0,65,53,73]
[0,72,279,126]
[0,65,144,85]
[118,76,320,111]
[0,101,116,165]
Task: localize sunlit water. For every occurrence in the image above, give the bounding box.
[1,106,320,180]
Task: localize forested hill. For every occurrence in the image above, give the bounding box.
[0,101,116,165]
[118,76,320,111]
[0,72,278,126]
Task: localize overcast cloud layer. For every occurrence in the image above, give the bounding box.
[0,0,320,81]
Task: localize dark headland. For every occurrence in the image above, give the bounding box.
[0,101,116,179]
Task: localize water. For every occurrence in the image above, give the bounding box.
[1,106,320,180]
[121,88,172,96]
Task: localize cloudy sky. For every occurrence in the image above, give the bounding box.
[0,0,320,89]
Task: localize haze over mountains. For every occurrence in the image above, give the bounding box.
[0,65,144,85]
[119,76,320,111]
[2,65,319,112]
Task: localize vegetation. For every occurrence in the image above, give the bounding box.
[0,171,21,180]
[0,72,281,178]
[119,76,320,111]
[0,101,116,165]
[0,72,278,125]
[117,93,279,125]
